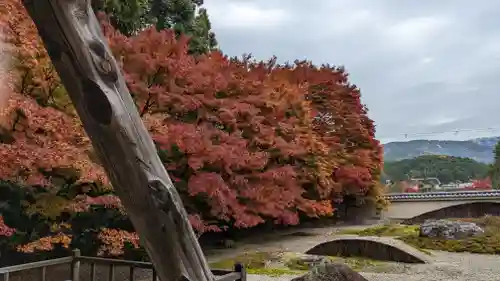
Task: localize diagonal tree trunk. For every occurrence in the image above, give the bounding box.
[20,1,214,280]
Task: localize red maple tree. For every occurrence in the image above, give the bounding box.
[466,178,492,190]
[0,2,383,257]
[101,18,337,229]
[0,0,106,188]
[0,0,113,255]
[283,62,383,197]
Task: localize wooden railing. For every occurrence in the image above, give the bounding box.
[0,249,246,281]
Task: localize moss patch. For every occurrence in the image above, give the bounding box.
[339,224,420,237]
[246,267,305,277]
[399,235,500,254]
[210,251,275,269]
[210,251,305,277]
[210,251,392,276]
[284,254,390,272]
[328,256,385,271]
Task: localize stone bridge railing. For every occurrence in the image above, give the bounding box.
[383,190,500,202]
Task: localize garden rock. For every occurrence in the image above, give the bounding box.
[419,219,484,240]
[290,261,368,281]
[286,254,327,269]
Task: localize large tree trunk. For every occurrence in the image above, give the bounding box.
[21,1,213,281]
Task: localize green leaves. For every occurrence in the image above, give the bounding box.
[490,141,500,189]
[385,155,490,184]
[95,0,150,36]
[98,0,217,54]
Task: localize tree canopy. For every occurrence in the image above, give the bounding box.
[490,141,500,189]
[384,155,489,184]
[0,0,383,264]
[92,0,217,54]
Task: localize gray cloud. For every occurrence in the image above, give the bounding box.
[203,0,500,143]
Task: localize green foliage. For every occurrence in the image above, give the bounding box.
[384,155,489,183]
[400,235,500,254]
[95,0,217,54]
[189,7,218,54]
[284,256,382,272]
[155,0,218,54]
[94,0,150,36]
[490,141,500,189]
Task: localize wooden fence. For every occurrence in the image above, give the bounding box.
[0,250,246,281]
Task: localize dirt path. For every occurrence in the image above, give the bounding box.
[204,224,367,262]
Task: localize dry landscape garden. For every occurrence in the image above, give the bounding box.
[207,215,500,280]
[1,1,500,281]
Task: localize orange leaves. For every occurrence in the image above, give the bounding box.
[0,90,107,186]
[67,195,124,213]
[17,233,72,253]
[1,0,62,107]
[334,165,373,193]
[296,199,335,218]
[283,62,383,197]
[0,0,107,188]
[97,228,139,257]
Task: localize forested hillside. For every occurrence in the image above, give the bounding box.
[0,0,384,265]
[383,138,497,163]
[383,155,490,184]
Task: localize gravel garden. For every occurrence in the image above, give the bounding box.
[207,215,500,281]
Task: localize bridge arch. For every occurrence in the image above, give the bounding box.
[305,236,431,263]
[401,202,500,225]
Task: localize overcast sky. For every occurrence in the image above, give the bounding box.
[203,0,500,143]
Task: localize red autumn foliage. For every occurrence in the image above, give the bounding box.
[400,181,419,193]
[16,233,72,253]
[0,0,65,109]
[0,1,382,256]
[0,0,107,187]
[465,178,492,190]
[0,216,15,237]
[97,228,140,256]
[0,92,107,186]
[283,63,383,196]
[101,18,347,229]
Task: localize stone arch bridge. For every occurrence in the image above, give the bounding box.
[381,190,500,223]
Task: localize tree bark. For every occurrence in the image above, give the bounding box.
[21,1,214,281]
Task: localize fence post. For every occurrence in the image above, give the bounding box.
[71,249,81,281]
[234,263,246,281]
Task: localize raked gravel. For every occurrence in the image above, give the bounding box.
[204,224,500,281]
[248,250,500,281]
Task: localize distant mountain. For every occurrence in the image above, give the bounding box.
[471,136,500,147]
[383,137,500,163]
